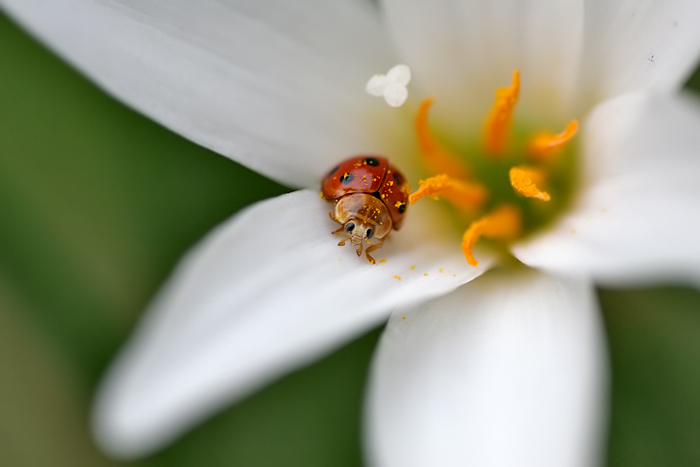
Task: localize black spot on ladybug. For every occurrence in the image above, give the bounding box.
[397,203,406,214]
[393,172,403,186]
[340,172,355,184]
[327,165,340,178]
[364,157,380,167]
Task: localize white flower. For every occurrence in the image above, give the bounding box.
[4,0,700,465]
[366,64,412,107]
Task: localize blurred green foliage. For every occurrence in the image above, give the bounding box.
[1,11,700,467]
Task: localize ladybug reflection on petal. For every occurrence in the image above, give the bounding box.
[321,156,410,263]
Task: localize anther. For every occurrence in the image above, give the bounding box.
[528,120,578,161]
[415,98,469,179]
[409,174,488,214]
[484,70,520,156]
[462,205,522,266]
[509,166,551,201]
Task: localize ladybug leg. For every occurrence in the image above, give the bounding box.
[365,238,385,264]
[337,237,349,246]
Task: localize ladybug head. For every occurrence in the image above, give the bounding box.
[341,220,375,246]
[331,193,393,257]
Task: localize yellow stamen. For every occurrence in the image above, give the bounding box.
[416,98,469,179]
[462,205,522,266]
[509,166,551,201]
[484,70,520,156]
[409,174,488,214]
[528,120,578,161]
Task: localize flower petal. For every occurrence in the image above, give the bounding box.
[513,91,700,286]
[577,0,700,108]
[1,0,401,188]
[380,0,585,130]
[365,268,607,467]
[94,190,496,458]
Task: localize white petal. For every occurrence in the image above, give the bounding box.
[365,268,607,467]
[386,64,411,86]
[577,0,700,109]
[366,74,390,97]
[94,190,497,458]
[1,0,400,188]
[513,91,700,286]
[383,83,409,107]
[380,0,584,131]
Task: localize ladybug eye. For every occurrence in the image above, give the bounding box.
[366,229,374,239]
[345,222,355,233]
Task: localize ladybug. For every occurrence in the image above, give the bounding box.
[321,156,410,264]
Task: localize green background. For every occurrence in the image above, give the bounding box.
[1,12,700,467]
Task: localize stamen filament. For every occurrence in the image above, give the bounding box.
[416,98,469,179]
[528,120,578,161]
[509,166,551,201]
[462,205,521,266]
[409,174,488,213]
[484,70,520,156]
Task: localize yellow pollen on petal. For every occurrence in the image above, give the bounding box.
[409,174,488,214]
[462,205,522,267]
[484,70,520,156]
[528,120,578,161]
[509,166,551,201]
[415,98,470,179]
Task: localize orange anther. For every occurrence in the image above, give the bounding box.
[462,205,521,266]
[528,120,578,161]
[409,174,488,214]
[509,166,551,201]
[484,70,520,156]
[415,98,469,179]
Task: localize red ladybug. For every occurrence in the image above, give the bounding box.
[321,156,410,263]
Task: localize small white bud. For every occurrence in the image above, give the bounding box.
[365,64,411,107]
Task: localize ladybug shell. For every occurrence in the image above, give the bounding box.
[322,156,410,230]
[377,166,410,229]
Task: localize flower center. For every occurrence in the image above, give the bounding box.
[408,70,579,266]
